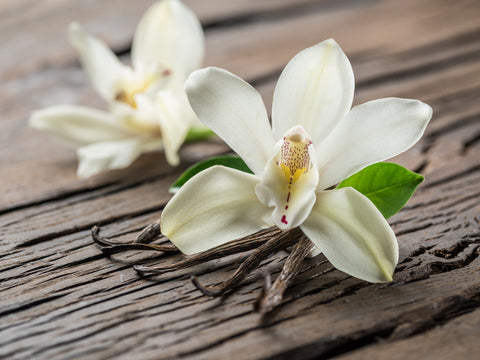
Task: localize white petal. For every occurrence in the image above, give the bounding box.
[76,138,160,178]
[68,23,127,102]
[301,188,399,283]
[255,142,318,230]
[29,105,132,147]
[316,98,433,189]
[155,89,196,166]
[272,39,354,145]
[161,166,272,255]
[110,97,161,135]
[185,67,275,175]
[131,0,204,84]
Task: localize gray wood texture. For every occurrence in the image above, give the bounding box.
[1,0,479,359]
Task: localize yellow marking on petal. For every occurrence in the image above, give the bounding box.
[115,69,171,108]
[292,168,306,182]
[276,127,313,226]
[279,126,312,184]
[115,90,137,108]
[280,163,291,181]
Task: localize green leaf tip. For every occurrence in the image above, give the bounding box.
[337,162,424,218]
[184,126,216,142]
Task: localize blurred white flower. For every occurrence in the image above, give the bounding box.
[30,0,205,177]
[161,39,432,283]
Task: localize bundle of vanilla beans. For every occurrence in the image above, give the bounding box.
[92,222,314,313]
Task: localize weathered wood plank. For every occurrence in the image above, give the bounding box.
[2,41,479,211]
[2,53,478,250]
[0,0,321,79]
[2,0,479,210]
[1,153,478,358]
[335,308,480,360]
[1,0,480,359]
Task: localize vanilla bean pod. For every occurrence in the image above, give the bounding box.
[255,235,313,313]
[100,243,178,256]
[92,221,161,245]
[91,222,178,256]
[134,227,282,275]
[191,227,304,297]
[134,221,161,243]
[91,226,124,247]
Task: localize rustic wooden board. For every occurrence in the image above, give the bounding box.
[1,0,479,359]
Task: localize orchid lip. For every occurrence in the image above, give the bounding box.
[279,125,313,175]
[275,126,314,226]
[255,124,318,230]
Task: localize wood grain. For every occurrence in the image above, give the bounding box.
[1,0,479,359]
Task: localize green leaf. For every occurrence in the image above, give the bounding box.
[337,162,424,218]
[184,126,216,142]
[169,155,253,194]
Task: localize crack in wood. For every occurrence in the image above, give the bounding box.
[0,294,66,318]
[13,203,167,248]
[400,244,480,284]
[422,164,480,189]
[462,131,480,154]
[356,46,480,90]
[203,0,378,29]
[0,181,118,216]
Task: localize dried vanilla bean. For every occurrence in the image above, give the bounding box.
[255,236,313,313]
[92,221,161,245]
[99,243,178,256]
[91,222,178,256]
[93,223,319,312]
[134,220,161,243]
[134,227,282,275]
[191,227,304,297]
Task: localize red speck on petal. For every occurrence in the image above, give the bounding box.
[286,192,290,202]
[285,205,288,210]
[281,215,288,224]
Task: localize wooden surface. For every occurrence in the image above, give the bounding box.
[1,0,480,359]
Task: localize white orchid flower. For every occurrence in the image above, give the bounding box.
[161,39,433,283]
[29,0,204,177]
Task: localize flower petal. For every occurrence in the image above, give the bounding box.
[255,141,318,230]
[68,23,127,102]
[110,97,161,136]
[29,105,132,147]
[131,0,204,84]
[161,166,272,255]
[301,188,399,283]
[155,89,196,166]
[76,138,161,178]
[315,98,432,189]
[272,39,354,145]
[185,67,275,175]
